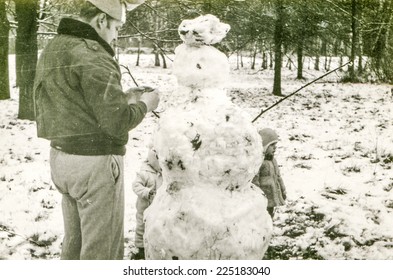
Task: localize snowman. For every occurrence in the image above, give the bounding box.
[144,14,272,260]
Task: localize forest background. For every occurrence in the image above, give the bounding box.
[1,0,393,112]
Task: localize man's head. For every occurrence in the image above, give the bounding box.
[79,0,144,44]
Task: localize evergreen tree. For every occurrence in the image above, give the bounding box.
[15,0,38,120]
[273,0,284,96]
[0,0,10,100]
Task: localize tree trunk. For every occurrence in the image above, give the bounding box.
[153,7,160,67]
[358,42,363,73]
[0,0,10,100]
[15,0,38,120]
[371,1,393,80]
[327,56,332,71]
[236,50,239,70]
[154,45,160,67]
[136,37,141,67]
[160,52,167,69]
[297,43,303,79]
[269,51,273,69]
[349,0,358,81]
[314,39,320,71]
[324,56,329,71]
[285,57,290,68]
[262,52,267,69]
[371,1,393,72]
[339,55,343,71]
[321,40,327,57]
[333,39,339,56]
[273,0,284,96]
[251,43,257,70]
[154,52,160,66]
[314,54,320,71]
[357,2,363,73]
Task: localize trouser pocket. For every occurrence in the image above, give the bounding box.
[49,148,90,200]
[110,155,121,183]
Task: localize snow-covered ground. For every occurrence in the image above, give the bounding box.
[0,54,392,259]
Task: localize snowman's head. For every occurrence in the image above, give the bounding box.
[178,14,230,46]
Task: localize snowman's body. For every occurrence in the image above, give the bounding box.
[144,15,272,260]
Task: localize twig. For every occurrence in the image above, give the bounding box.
[372,134,379,176]
[121,64,140,87]
[120,65,160,118]
[142,2,181,26]
[251,61,352,123]
[0,226,47,248]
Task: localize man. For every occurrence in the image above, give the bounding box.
[33,0,159,259]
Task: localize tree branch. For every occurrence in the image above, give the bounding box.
[251,61,352,123]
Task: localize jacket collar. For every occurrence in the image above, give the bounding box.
[57,18,115,57]
[147,163,161,174]
[264,154,274,161]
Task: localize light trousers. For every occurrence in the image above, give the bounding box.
[134,197,149,248]
[50,148,124,260]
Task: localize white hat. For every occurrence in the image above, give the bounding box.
[124,0,146,11]
[87,0,145,23]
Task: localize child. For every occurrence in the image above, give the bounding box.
[131,148,162,260]
[252,128,287,218]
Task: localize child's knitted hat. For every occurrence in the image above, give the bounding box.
[259,128,279,152]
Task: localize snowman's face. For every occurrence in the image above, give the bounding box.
[178,20,203,46]
[178,14,230,46]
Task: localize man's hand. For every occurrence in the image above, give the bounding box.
[126,86,154,104]
[140,88,160,112]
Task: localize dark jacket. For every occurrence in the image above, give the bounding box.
[34,18,147,155]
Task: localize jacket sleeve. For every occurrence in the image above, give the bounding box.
[73,45,147,140]
[132,171,152,199]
